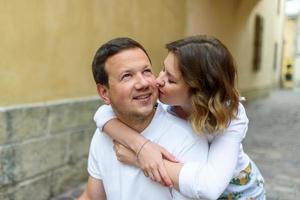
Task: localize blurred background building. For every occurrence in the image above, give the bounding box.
[0,0,293,199]
[283,0,300,88]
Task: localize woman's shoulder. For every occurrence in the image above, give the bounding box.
[208,102,249,140]
[236,101,248,121]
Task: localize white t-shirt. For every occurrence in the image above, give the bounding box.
[94,102,251,200]
[88,103,208,200]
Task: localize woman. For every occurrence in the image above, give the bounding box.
[94,35,265,199]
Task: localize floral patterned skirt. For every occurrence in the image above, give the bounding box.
[218,160,266,200]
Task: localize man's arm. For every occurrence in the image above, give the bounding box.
[79,176,106,200]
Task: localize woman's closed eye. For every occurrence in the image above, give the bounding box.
[167,78,176,84]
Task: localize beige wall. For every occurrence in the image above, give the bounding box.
[1,0,286,106]
[186,0,238,50]
[186,0,285,94]
[284,19,297,59]
[0,0,186,106]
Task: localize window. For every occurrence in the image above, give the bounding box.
[273,42,278,71]
[253,14,264,72]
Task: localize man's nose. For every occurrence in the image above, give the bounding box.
[135,74,149,90]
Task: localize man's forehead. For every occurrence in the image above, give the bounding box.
[105,48,152,73]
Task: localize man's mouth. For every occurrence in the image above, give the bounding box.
[133,93,151,100]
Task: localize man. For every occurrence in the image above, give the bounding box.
[79,37,208,200]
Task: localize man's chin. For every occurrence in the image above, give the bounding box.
[136,106,156,116]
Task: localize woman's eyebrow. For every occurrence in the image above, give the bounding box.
[165,67,178,80]
[163,61,177,79]
[166,70,176,79]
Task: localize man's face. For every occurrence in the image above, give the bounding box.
[100,48,158,120]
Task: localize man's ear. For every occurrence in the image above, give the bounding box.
[96,84,111,105]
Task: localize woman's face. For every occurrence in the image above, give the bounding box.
[156,52,191,107]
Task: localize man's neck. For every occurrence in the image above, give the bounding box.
[117,110,156,133]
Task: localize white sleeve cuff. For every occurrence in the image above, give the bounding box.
[93,104,116,131]
[179,162,201,198]
[87,167,103,180]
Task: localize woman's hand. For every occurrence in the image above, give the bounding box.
[137,141,179,187]
[113,140,179,187]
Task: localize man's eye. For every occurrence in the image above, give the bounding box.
[143,69,153,75]
[121,74,131,80]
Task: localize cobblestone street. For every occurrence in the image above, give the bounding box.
[243,88,300,199]
[52,88,300,200]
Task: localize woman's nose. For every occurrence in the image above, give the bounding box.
[156,79,165,87]
[156,71,165,87]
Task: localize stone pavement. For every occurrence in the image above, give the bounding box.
[243,88,300,199]
[52,88,300,200]
[50,183,85,200]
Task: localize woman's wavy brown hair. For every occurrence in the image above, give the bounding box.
[166,35,240,134]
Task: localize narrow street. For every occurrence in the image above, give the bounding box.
[244,88,300,199]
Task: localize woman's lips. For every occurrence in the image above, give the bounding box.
[158,89,164,95]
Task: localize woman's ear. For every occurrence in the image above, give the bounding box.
[96,84,111,105]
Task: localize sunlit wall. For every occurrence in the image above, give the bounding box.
[0,0,185,106]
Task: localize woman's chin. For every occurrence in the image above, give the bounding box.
[158,96,169,105]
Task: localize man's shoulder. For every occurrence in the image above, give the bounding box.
[154,103,197,140]
[154,104,208,158]
[156,103,192,130]
[90,129,112,149]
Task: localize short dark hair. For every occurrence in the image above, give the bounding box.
[92,37,151,86]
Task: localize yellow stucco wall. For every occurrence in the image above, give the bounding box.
[1,0,285,105]
[186,0,285,94]
[186,0,237,50]
[284,19,296,59]
[0,0,186,106]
